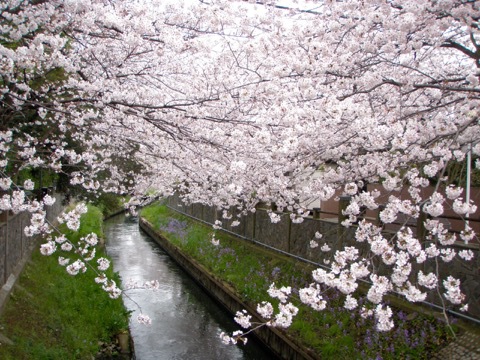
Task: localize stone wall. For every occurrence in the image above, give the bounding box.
[166,193,480,322]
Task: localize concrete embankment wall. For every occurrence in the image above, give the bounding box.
[0,192,64,313]
[139,217,319,360]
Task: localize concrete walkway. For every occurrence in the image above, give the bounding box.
[434,332,480,359]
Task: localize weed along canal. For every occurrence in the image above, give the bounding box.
[104,214,276,360]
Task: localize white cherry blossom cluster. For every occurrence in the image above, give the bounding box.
[418,271,438,290]
[267,283,291,303]
[256,301,274,319]
[234,310,252,329]
[136,314,152,326]
[374,305,394,332]
[211,234,220,246]
[443,276,466,305]
[66,260,87,276]
[97,258,110,272]
[320,244,331,252]
[271,303,299,328]
[102,279,122,299]
[452,199,477,216]
[299,283,327,311]
[344,295,358,310]
[57,204,88,232]
[219,330,247,345]
[40,240,56,256]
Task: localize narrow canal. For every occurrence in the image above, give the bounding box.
[104,214,276,360]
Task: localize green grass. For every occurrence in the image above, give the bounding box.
[60,204,105,242]
[141,202,457,359]
[0,204,130,360]
[91,193,129,219]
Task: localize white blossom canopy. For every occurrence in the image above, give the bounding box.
[1,0,479,330]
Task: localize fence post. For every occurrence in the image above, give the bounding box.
[4,212,8,285]
[20,216,24,256]
[377,205,385,226]
[337,196,351,246]
[338,196,351,224]
[416,210,429,241]
[287,214,292,253]
[252,205,257,241]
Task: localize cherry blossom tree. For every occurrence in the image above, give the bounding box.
[1,0,479,334]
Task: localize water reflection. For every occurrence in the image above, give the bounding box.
[104,214,276,360]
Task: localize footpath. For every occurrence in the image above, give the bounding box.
[433,332,480,359]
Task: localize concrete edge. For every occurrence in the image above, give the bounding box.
[0,241,37,346]
[0,242,36,317]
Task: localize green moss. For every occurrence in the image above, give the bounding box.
[91,193,126,218]
[320,343,340,359]
[30,67,68,91]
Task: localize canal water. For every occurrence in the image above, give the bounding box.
[104,214,276,360]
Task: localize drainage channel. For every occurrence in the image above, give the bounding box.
[104,214,276,360]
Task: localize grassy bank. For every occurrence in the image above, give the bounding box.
[91,193,128,219]
[141,202,456,359]
[0,205,130,360]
